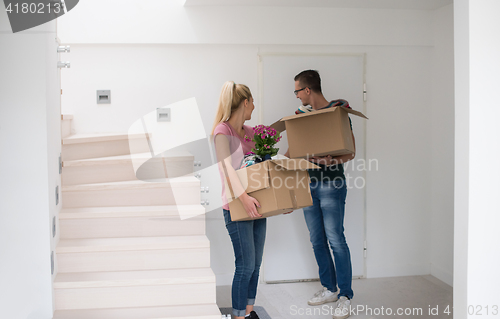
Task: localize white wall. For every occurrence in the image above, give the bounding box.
[0,9,61,319]
[59,44,260,135]
[362,45,433,277]
[57,2,454,285]
[57,1,433,46]
[430,4,454,286]
[454,0,500,317]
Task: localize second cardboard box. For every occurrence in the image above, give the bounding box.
[226,158,319,221]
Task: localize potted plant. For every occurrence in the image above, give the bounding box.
[244,125,281,163]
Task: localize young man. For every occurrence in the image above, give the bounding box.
[285,70,355,319]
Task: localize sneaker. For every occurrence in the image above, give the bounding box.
[307,287,338,306]
[332,296,351,319]
[247,310,259,319]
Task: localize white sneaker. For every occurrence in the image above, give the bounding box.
[307,287,338,306]
[332,296,351,319]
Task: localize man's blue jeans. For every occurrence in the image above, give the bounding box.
[303,179,354,299]
[223,209,267,317]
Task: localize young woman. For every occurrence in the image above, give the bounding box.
[211,81,264,319]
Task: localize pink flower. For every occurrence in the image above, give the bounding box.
[261,134,266,139]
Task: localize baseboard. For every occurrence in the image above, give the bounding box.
[430,263,453,287]
[367,263,431,278]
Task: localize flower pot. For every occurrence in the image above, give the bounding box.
[255,154,272,163]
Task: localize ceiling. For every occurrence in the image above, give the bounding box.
[184,0,453,10]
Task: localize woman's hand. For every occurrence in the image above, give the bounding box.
[239,193,262,218]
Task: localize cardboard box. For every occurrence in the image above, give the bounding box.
[271,106,368,159]
[226,159,319,221]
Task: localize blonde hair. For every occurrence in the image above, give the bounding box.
[211,81,252,135]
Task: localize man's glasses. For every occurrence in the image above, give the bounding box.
[294,87,307,96]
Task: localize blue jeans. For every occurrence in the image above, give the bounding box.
[223,209,267,317]
[303,179,354,299]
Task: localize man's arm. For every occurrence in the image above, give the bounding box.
[310,132,356,166]
[332,132,356,163]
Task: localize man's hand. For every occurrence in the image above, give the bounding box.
[239,193,262,218]
[309,155,334,166]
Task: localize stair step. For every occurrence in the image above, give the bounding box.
[54,268,216,310]
[56,236,210,272]
[62,178,199,191]
[59,205,204,219]
[62,179,201,208]
[57,247,210,273]
[54,268,214,288]
[63,151,194,167]
[53,303,221,319]
[57,236,210,254]
[59,205,205,238]
[62,133,151,161]
[62,132,149,145]
[61,114,73,138]
[62,151,194,186]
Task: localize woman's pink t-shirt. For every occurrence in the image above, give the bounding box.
[213,122,255,210]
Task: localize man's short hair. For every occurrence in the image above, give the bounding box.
[294,70,322,93]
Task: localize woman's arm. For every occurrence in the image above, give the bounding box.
[214,134,262,218]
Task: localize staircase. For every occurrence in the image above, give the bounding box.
[53,115,220,319]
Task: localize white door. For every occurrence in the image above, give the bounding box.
[259,54,366,282]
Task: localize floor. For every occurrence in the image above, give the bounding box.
[217,275,453,318]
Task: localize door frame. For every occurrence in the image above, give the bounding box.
[257,52,368,282]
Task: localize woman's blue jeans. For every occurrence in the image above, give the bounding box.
[302,179,354,299]
[223,209,267,317]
